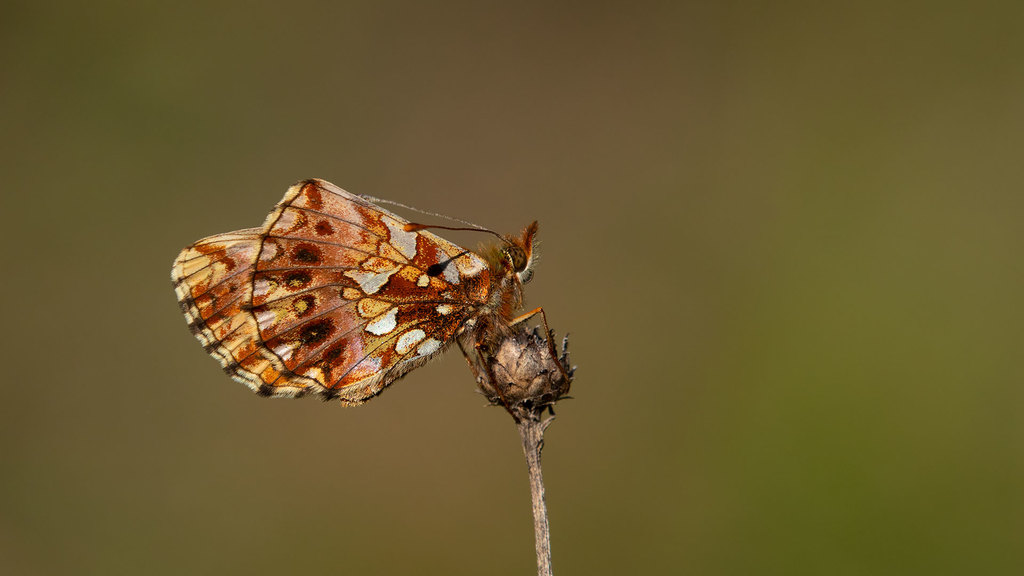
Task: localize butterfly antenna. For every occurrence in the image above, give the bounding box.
[361,194,509,244]
[361,195,488,231]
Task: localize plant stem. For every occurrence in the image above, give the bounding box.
[518,415,553,576]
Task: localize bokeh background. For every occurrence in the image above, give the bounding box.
[2,1,1022,574]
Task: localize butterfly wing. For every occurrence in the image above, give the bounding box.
[172,229,313,397]
[173,179,492,405]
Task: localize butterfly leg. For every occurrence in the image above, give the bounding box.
[509,306,544,327]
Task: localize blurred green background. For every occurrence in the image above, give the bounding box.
[2,1,1022,574]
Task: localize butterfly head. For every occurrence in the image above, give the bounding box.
[502,221,538,284]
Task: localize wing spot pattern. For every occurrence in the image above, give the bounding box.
[365,308,398,335]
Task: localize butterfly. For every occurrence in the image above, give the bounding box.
[171,179,545,405]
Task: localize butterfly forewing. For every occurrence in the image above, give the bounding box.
[173,179,492,405]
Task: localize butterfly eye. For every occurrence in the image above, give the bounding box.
[504,245,527,272]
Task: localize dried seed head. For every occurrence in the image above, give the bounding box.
[465,323,575,421]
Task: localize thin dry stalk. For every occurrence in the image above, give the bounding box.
[519,413,555,576]
[462,325,574,576]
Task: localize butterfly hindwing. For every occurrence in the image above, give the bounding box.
[172,229,315,398]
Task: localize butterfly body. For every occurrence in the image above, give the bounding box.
[173,179,537,405]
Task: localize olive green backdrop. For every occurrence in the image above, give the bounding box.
[2,1,1022,575]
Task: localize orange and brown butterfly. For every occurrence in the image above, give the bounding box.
[171,179,543,405]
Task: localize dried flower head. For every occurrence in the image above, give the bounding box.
[462,323,574,422]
